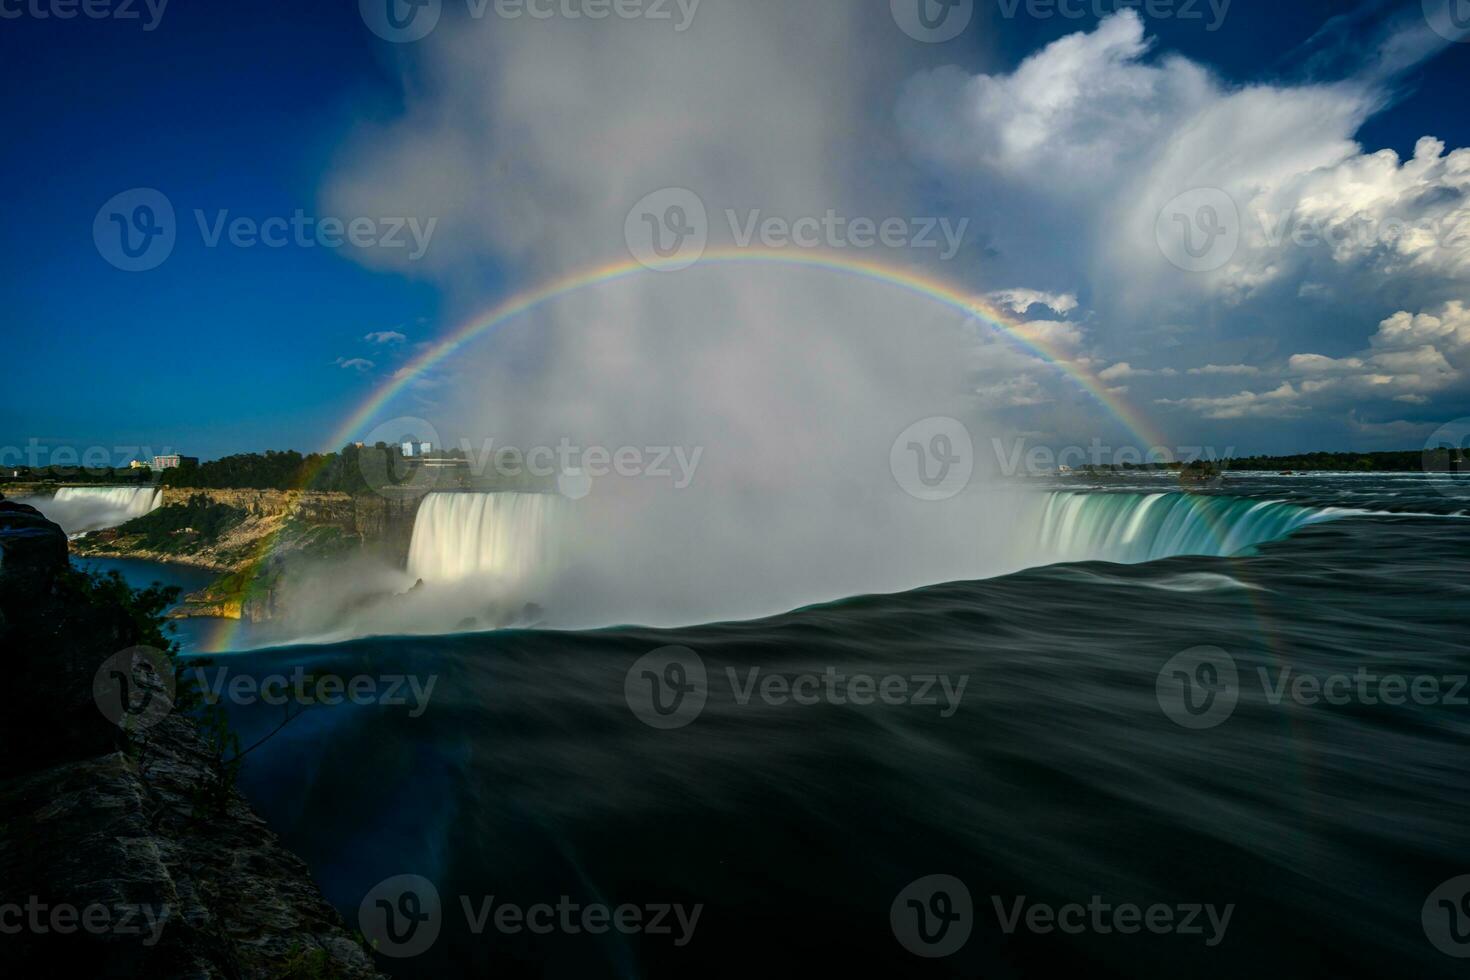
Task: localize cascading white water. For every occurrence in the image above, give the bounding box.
[406,492,564,586]
[1031,491,1345,564]
[32,486,163,534]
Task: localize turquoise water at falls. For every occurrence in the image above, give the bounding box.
[1033,491,1347,564]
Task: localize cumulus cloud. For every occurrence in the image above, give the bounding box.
[898,9,1465,430]
[988,288,1079,316]
[365,330,408,344]
[1164,300,1468,419]
[1187,364,1260,376]
[335,357,375,372]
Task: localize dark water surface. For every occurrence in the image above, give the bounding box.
[191,478,1470,978]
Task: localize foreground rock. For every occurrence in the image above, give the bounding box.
[0,495,384,978]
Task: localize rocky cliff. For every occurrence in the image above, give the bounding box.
[0,497,385,978]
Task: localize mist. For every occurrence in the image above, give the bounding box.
[298,1,1040,636]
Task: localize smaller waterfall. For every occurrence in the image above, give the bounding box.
[407,492,564,586]
[1033,491,1343,564]
[34,486,163,534]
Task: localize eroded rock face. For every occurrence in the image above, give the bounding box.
[0,499,68,583]
[0,715,385,978]
[0,508,386,979]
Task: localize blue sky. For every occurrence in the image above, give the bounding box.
[1,1,1467,462]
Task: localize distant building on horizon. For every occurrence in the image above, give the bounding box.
[128,459,149,470]
[151,454,198,470]
[401,442,432,457]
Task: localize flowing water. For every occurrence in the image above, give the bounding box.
[407,492,564,586]
[190,476,1470,977]
[21,485,162,534]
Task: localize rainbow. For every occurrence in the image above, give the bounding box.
[325,248,1169,453]
[204,248,1174,652]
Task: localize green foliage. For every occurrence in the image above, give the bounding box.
[0,465,153,484]
[188,702,243,819]
[59,566,182,655]
[111,494,247,552]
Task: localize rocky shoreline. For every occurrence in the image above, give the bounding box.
[0,496,387,977]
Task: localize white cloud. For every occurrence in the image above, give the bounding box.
[335,357,375,372]
[365,330,408,344]
[1187,363,1260,375]
[898,9,1465,412]
[1099,362,1177,380]
[988,288,1079,317]
[1156,382,1304,420]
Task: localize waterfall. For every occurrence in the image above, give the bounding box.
[34,486,163,534]
[1032,491,1344,564]
[406,492,564,585]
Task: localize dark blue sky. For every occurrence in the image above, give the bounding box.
[1,1,1466,461]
